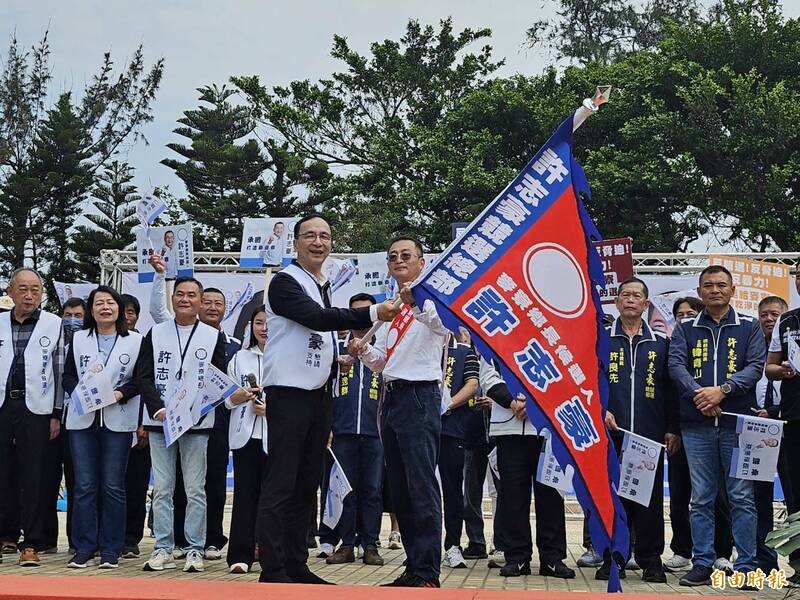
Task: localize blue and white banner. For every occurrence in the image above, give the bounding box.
[731,414,783,482]
[239,217,300,268]
[71,361,116,416]
[322,450,353,529]
[163,380,194,447]
[537,429,574,496]
[617,430,662,507]
[198,364,242,417]
[136,191,167,227]
[136,223,194,283]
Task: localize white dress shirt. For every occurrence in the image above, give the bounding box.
[361,299,449,382]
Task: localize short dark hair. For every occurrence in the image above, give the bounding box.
[617,276,649,299]
[349,292,376,307]
[758,295,788,312]
[62,297,87,312]
[671,296,703,318]
[248,305,266,349]
[173,277,203,295]
[84,285,129,337]
[165,229,175,236]
[293,213,330,238]
[388,235,424,256]
[121,293,140,316]
[699,264,733,285]
[203,287,226,305]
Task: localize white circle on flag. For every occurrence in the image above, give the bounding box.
[523,243,587,319]
[177,227,189,241]
[769,424,780,435]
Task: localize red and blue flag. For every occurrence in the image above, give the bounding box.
[412,113,629,591]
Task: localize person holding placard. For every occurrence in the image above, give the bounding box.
[0,268,63,567]
[766,263,800,585]
[138,276,253,575]
[62,286,145,569]
[225,306,268,574]
[601,277,679,584]
[669,264,765,587]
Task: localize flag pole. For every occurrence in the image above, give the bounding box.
[573,86,612,132]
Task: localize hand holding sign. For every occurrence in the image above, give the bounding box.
[149,253,166,274]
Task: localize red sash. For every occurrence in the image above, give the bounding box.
[385,304,415,361]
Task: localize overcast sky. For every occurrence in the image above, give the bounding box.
[3,0,800,254]
[2,0,564,193]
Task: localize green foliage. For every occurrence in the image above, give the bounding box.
[72,160,139,281]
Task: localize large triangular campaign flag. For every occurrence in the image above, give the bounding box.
[412,114,629,591]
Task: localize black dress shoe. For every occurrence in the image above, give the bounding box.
[258,571,294,583]
[499,561,532,577]
[287,566,334,585]
[595,563,626,580]
[381,570,412,586]
[539,560,576,579]
[642,567,667,583]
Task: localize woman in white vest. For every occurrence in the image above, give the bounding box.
[61,285,144,569]
[225,306,267,574]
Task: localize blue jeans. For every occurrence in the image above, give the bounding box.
[149,431,208,552]
[682,426,757,572]
[69,426,131,558]
[381,381,442,581]
[326,434,384,548]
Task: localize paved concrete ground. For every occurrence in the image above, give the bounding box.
[0,498,790,597]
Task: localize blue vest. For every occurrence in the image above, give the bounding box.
[331,340,381,437]
[213,335,242,432]
[441,342,474,440]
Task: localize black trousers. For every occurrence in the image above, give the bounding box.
[667,443,733,559]
[174,427,229,550]
[439,435,466,550]
[124,444,152,548]
[0,397,50,550]
[257,385,333,580]
[781,420,800,563]
[463,444,489,549]
[227,438,267,568]
[495,435,566,565]
[43,430,74,549]
[0,443,20,545]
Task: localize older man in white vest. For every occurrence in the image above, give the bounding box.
[256,213,398,585]
[0,268,63,567]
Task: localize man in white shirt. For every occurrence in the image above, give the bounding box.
[351,236,450,588]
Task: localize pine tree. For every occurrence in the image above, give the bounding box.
[73,160,139,281]
[162,84,269,250]
[27,93,92,302]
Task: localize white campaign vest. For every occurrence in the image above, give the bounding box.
[143,319,219,430]
[227,346,267,451]
[66,330,143,432]
[263,263,337,391]
[0,310,62,415]
[479,357,537,437]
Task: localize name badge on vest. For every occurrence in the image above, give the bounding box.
[386,305,415,361]
[38,335,53,395]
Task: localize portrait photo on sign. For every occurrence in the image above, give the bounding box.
[239,217,300,267]
[136,223,195,283]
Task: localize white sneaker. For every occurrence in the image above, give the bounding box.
[663,554,691,572]
[173,547,186,559]
[488,550,505,568]
[576,546,603,568]
[713,557,734,575]
[626,556,640,570]
[143,549,176,571]
[183,549,205,573]
[317,543,335,558]
[388,531,402,550]
[204,546,222,560]
[229,562,249,574]
[443,546,467,568]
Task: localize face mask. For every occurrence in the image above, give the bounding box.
[63,317,83,332]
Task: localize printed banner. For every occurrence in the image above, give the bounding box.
[355,252,394,302]
[197,364,242,417]
[137,224,194,283]
[593,238,633,306]
[322,450,353,529]
[488,446,500,480]
[617,431,662,507]
[412,112,629,590]
[135,191,167,227]
[163,380,194,447]
[323,257,357,294]
[709,256,791,316]
[70,361,117,417]
[731,414,783,482]
[536,429,574,495]
[789,337,800,374]
[239,217,300,267]
[53,281,97,308]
